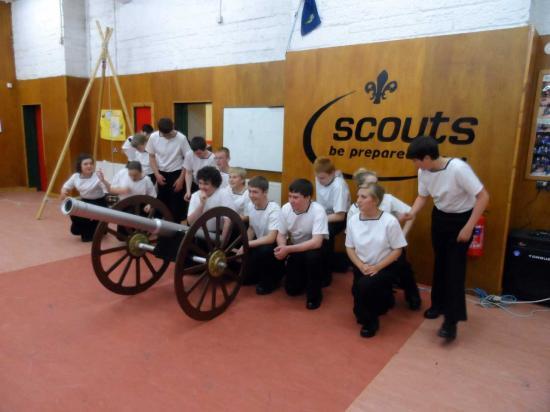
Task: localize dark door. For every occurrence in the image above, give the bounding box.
[22,105,46,190]
[174,103,188,136]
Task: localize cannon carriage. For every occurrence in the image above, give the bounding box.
[62,195,249,320]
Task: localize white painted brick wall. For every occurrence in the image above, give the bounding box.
[63,0,89,78]
[12,0,66,79]
[531,0,550,35]
[11,0,548,80]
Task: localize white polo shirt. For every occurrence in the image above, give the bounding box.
[345,211,407,265]
[188,188,237,231]
[220,171,230,188]
[111,169,156,200]
[315,174,351,215]
[347,193,411,227]
[279,201,329,245]
[62,173,106,200]
[228,188,251,216]
[418,158,483,213]
[183,152,217,183]
[246,201,281,239]
[145,131,190,172]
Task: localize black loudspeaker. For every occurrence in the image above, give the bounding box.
[503,229,550,306]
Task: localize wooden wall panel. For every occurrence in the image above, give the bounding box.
[510,34,550,230]
[0,3,25,188]
[66,76,92,163]
[16,77,70,193]
[283,27,535,293]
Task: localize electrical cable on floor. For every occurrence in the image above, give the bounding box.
[465,288,550,318]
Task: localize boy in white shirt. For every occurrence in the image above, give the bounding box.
[214,147,231,188]
[146,118,190,222]
[404,136,489,340]
[275,179,329,310]
[314,157,351,286]
[184,136,217,202]
[128,133,155,184]
[348,168,422,311]
[242,176,283,294]
[227,167,251,218]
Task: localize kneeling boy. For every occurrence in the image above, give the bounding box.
[275,179,329,310]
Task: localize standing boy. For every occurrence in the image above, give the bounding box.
[275,179,329,310]
[146,118,190,222]
[404,136,489,340]
[183,136,217,202]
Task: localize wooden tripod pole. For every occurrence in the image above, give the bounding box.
[35,25,113,219]
[92,59,107,160]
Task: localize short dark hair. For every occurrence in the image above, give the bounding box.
[126,161,142,173]
[130,133,147,148]
[157,118,174,134]
[141,124,153,134]
[190,136,207,151]
[76,153,94,173]
[289,178,313,197]
[406,136,440,160]
[197,166,222,188]
[248,175,269,192]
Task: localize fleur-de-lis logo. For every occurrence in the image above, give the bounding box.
[364,70,398,104]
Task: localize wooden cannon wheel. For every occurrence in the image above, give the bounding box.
[91,195,173,295]
[174,207,249,321]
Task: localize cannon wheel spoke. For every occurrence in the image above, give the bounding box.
[91,195,173,296]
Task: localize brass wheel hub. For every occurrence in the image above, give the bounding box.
[208,249,227,278]
[128,233,150,257]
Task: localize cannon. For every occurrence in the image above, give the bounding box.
[61,195,249,321]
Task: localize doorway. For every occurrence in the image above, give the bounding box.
[22,105,46,190]
[174,102,213,145]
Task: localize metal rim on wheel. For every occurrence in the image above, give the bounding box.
[174,207,249,321]
[91,195,173,295]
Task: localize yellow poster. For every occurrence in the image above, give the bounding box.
[100,110,126,141]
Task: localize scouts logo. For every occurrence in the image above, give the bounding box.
[365,70,398,104]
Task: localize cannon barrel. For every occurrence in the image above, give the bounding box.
[61,197,188,237]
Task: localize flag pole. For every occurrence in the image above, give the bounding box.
[286,0,304,52]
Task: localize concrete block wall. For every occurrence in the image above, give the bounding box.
[10,0,548,80]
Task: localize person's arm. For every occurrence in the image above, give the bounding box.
[402,195,428,221]
[368,248,402,275]
[186,192,207,226]
[149,154,166,185]
[173,168,185,192]
[346,247,366,273]
[96,170,112,193]
[275,234,323,261]
[327,211,346,223]
[457,188,489,242]
[401,218,414,238]
[184,169,193,201]
[249,230,277,248]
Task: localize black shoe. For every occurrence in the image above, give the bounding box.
[70,223,81,236]
[407,296,422,311]
[81,235,93,242]
[437,321,457,340]
[424,307,441,319]
[360,319,379,338]
[306,297,322,310]
[256,285,273,295]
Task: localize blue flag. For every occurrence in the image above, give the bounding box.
[301,0,321,36]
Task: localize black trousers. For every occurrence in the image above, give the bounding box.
[430,207,473,323]
[394,249,420,302]
[353,262,399,325]
[156,170,186,222]
[69,196,108,241]
[244,243,283,289]
[322,220,347,285]
[148,173,156,186]
[284,248,323,301]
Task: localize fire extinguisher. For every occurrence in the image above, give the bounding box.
[468,215,485,257]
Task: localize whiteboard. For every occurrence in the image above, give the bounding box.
[223,107,284,172]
